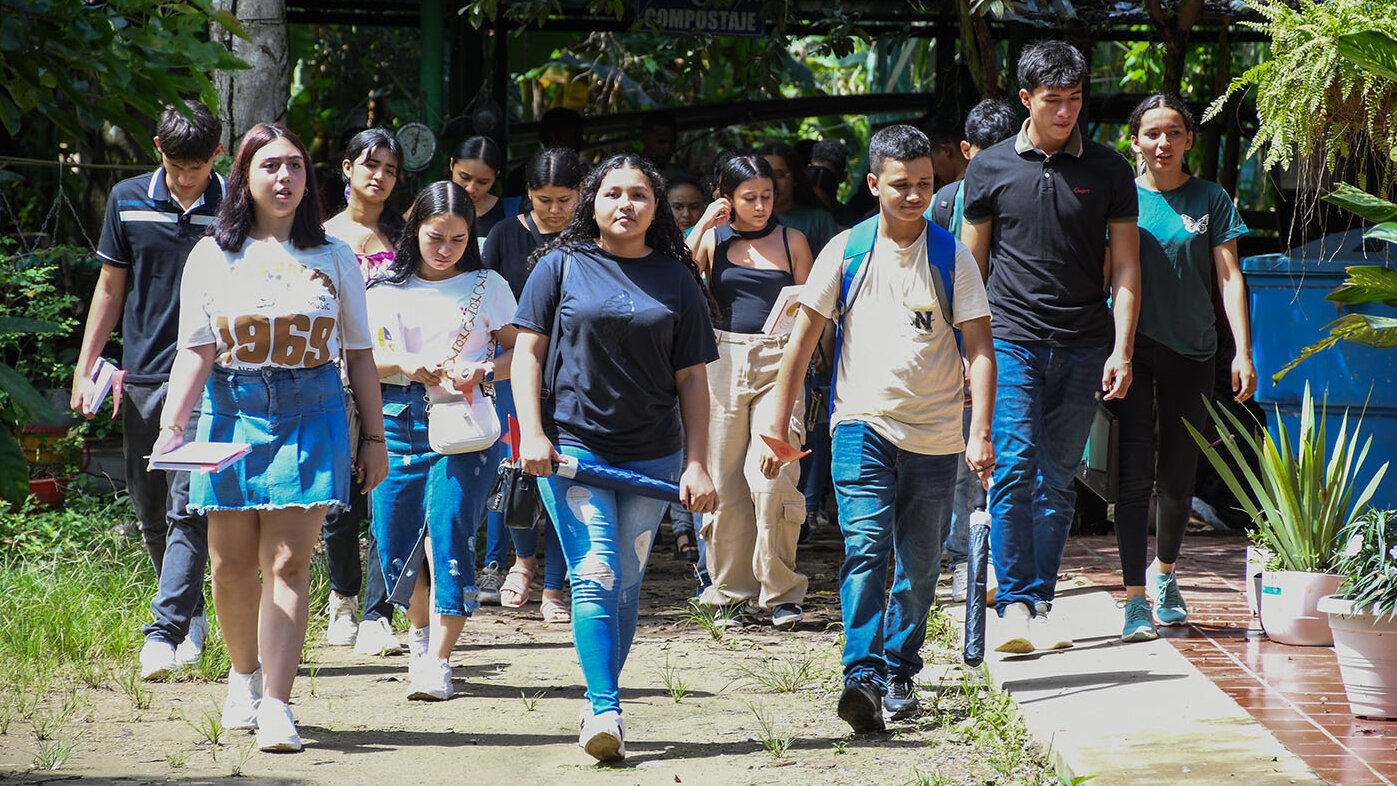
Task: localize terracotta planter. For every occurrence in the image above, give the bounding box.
[1317,595,1397,720]
[1259,569,1342,646]
[28,477,64,510]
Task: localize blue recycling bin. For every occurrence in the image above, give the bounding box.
[1241,228,1397,511]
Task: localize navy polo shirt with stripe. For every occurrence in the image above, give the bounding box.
[961,121,1137,348]
[96,169,224,383]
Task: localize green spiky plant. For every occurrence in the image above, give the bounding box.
[1186,382,1389,572]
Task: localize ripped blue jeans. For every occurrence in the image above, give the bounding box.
[537,445,682,715]
[372,383,497,617]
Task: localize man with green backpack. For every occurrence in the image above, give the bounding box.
[759,125,996,732]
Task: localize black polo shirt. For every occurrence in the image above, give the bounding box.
[962,121,1136,348]
[96,169,224,382]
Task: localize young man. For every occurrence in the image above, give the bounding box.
[71,100,224,679]
[959,41,1141,653]
[760,125,996,732]
[927,98,1019,603]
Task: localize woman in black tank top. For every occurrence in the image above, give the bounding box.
[687,152,814,628]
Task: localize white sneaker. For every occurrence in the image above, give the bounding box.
[1030,601,1074,650]
[325,593,358,646]
[992,601,1034,654]
[174,612,208,668]
[579,709,625,762]
[255,698,302,752]
[139,638,177,680]
[354,617,404,656]
[950,563,969,603]
[221,667,263,730]
[406,656,453,701]
[407,625,431,661]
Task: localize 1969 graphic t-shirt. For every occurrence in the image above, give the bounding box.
[178,236,373,369]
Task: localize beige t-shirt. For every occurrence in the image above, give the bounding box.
[801,225,991,455]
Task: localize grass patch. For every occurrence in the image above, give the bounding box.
[746,701,796,757]
[734,651,822,693]
[658,651,688,703]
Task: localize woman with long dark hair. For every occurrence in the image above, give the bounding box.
[687,151,813,628]
[512,154,719,762]
[481,147,586,623]
[367,180,518,700]
[153,123,389,752]
[1113,93,1253,642]
[758,141,838,254]
[449,135,520,240]
[320,127,407,656]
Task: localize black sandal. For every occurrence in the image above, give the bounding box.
[674,530,700,563]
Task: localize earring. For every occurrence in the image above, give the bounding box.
[344,184,351,202]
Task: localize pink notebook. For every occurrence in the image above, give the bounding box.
[149,442,252,473]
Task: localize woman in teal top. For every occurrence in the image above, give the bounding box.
[1111,93,1256,643]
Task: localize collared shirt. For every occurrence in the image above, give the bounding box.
[97,169,224,382]
[961,120,1137,348]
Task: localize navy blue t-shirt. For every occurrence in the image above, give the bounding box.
[513,244,718,462]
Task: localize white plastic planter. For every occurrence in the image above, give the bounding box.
[1317,595,1397,720]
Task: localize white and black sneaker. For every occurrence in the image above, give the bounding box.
[771,603,803,629]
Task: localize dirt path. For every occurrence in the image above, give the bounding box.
[0,526,1052,785]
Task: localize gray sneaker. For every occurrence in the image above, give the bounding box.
[883,675,920,720]
[950,562,969,603]
[477,562,504,605]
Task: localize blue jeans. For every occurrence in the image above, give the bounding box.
[372,383,497,617]
[831,422,957,689]
[494,379,565,590]
[538,446,681,715]
[989,339,1109,614]
[942,405,985,569]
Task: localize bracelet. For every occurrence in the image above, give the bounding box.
[359,434,386,443]
[159,424,185,433]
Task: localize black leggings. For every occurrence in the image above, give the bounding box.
[1106,334,1216,586]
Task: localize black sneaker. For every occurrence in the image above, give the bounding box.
[837,681,886,733]
[771,603,803,629]
[883,675,920,720]
[799,511,816,544]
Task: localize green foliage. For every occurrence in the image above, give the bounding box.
[0,0,248,155]
[1186,383,1389,572]
[1204,0,1397,190]
[1333,509,1397,619]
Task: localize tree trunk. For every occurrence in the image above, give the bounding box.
[958,0,1002,100]
[1144,0,1203,96]
[212,0,289,150]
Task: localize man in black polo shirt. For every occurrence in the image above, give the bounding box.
[71,100,224,679]
[960,41,1140,654]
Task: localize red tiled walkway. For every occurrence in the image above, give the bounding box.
[1061,534,1397,786]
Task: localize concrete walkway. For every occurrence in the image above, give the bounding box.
[965,577,1322,785]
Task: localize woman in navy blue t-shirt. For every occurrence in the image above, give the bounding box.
[512,154,719,763]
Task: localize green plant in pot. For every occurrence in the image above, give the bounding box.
[0,315,65,507]
[1186,382,1389,645]
[1317,509,1397,719]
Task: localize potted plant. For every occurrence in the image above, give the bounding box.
[1187,382,1389,645]
[1317,509,1397,719]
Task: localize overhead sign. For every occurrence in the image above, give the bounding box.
[636,0,765,38]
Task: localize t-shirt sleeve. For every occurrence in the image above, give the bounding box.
[1208,184,1248,246]
[334,243,374,351]
[482,270,518,334]
[177,238,217,348]
[513,250,561,334]
[670,271,719,370]
[1106,152,1140,222]
[96,184,131,266]
[799,230,849,319]
[950,242,992,327]
[960,154,997,226]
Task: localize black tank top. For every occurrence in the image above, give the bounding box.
[709,225,795,333]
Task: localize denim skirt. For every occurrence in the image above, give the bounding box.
[189,363,351,514]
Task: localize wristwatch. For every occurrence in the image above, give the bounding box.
[482,366,496,385]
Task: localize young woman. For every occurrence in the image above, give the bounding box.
[152,123,389,752]
[1113,93,1254,642]
[481,147,586,622]
[366,180,518,700]
[758,142,838,255]
[449,136,520,241]
[666,175,707,235]
[512,154,719,762]
[320,127,407,656]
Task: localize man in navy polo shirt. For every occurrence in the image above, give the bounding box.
[960,41,1141,653]
[71,100,224,679]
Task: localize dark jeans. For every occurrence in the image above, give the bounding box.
[1106,334,1215,586]
[321,472,395,622]
[126,380,207,645]
[799,369,832,513]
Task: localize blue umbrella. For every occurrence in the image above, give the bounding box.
[553,458,682,503]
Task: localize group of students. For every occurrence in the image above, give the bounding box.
[70,36,1256,763]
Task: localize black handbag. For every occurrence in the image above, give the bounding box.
[487,458,540,530]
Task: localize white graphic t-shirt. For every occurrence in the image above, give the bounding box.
[179,236,373,369]
[802,225,991,455]
[366,268,516,401]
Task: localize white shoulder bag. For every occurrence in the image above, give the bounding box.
[426,270,502,454]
